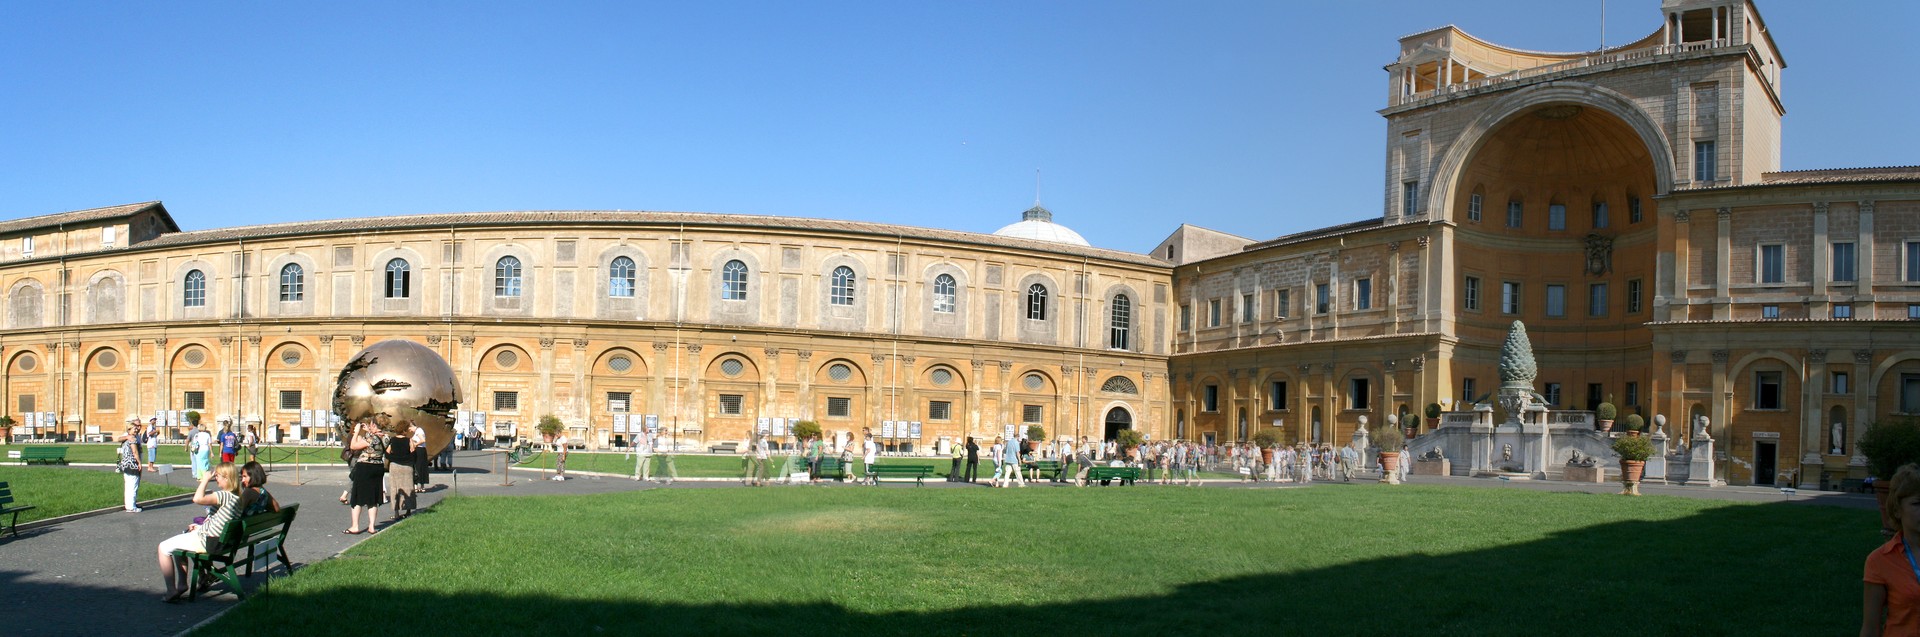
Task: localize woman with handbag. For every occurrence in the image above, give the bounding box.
[345,420,387,534]
[117,429,143,512]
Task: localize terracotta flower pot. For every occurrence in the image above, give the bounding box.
[1621,459,1645,495]
[1598,419,1615,432]
[1379,451,1403,485]
[1262,448,1274,464]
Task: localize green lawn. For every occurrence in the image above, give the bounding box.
[0,466,191,523]
[1,443,346,466]
[199,486,1875,635]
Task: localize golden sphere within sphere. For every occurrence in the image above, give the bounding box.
[331,340,461,456]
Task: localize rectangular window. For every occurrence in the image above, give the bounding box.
[1544,383,1562,407]
[21,236,32,257]
[1467,193,1482,222]
[17,395,32,413]
[1545,284,1566,317]
[1402,181,1419,215]
[102,227,116,246]
[1759,244,1784,284]
[1463,276,1481,311]
[608,392,631,413]
[183,391,206,410]
[1592,202,1609,229]
[1833,304,1854,319]
[1354,278,1372,310]
[1832,372,1850,395]
[277,390,301,411]
[1348,378,1370,410]
[1203,385,1219,412]
[928,400,952,421]
[1315,283,1330,314]
[1628,279,1643,313]
[1628,197,1643,223]
[1762,304,1781,319]
[97,392,115,411]
[1754,371,1783,410]
[1586,383,1604,411]
[1241,294,1254,323]
[718,394,743,415]
[1549,204,1567,231]
[1903,375,1920,413]
[1832,242,1856,282]
[1625,381,1639,407]
[1022,404,1043,424]
[1208,299,1222,327]
[1461,378,1477,403]
[1910,304,1920,320]
[493,391,518,411]
[1588,283,1608,317]
[827,397,851,418]
[1269,381,1287,411]
[1507,200,1523,228]
[1501,282,1521,315]
[1180,304,1191,331]
[1695,140,1717,182]
[1907,242,1920,282]
[1274,289,1289,318]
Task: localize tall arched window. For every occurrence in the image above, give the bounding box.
[932,274,956,313]
[609,256,636,298]
[494,256,523,298]
[384,258,411,298]
[278,264,304,302]
[721,260,748,300]
[1026,283,1048,320]
[183,269,206,307]
[829,266,856,306]
[1109,294,1131,349]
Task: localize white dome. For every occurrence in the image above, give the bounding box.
[991,205,1091,247]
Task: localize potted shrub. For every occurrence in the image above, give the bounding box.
[1025,425,1046,452]
[1595,399,1617,432]
[790,420,823,443]
[1374,424,1406,485]
[1115,428,1145,457]
[1613,433,1654,495]
[1425,403,1442,421]
[1622,414,1645,436]
[1252,428,1282,464]
[1858,417,1920,535]
[1406,414,1422,435]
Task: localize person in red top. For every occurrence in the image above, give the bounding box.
[1864,463,1920,636]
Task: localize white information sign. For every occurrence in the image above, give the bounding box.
[757,417,770,434]
[909,421,922,439]
[1004,425,1017,441]
[613,414,629,433]
[644,415,659,432]
[881,421,896,438]
[772,419,786,437]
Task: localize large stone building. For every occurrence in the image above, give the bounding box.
[3,0,1916,486]
[1163,0,1919,487]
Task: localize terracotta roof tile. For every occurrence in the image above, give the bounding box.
[0,201,172,236]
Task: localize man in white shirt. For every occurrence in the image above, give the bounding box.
[187,425,212,479]
[552,434,569,481]
[633,430,654,481]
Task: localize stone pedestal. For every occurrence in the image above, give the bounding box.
[1687,435,1718,486]
[1413,458,1450,476]
[1645,431,1668,482]
[1563,465,1604,483]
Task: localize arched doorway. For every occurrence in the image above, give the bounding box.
[1103,407,1132,441]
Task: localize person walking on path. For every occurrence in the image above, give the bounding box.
[117,429,143,512]
[187,425,211,480]
[217,423,238,464]
[862,434,879,485]
[412,423,430,488]
[997,435,1026,488]
[384,418,415,519]
[948,438,965,482]
[805,434,825,485]
[634,429,654,481]
[243,425,260,463]
[345,420,387,534]
[551,433,569,481]
[143,418,160,472]
[988,437,1005,487]
[964,436,980,483]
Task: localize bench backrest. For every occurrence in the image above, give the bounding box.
[222,503,299,550]
[22,447,67,458]
[0,481,14,507]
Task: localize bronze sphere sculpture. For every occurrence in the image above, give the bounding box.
[331,339,461,456]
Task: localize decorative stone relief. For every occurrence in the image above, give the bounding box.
[1711,350,1729,363]
[539,338,555,349]
[245,336,261,345]
[1808,349,1827,363]
[1716,207,1731,221]
[350,335,365,346]
[218,336,233,346]
[427,335,443,346]
[460,336,476,346]
[1411,356,1425,371]
[1674,210,1690,222]
[1856,350,1874,364]
[686,344,702,354]
[797,350,812,361]
[1861,200,1876,215]
[1670,350,1688,363]
[573,339,589,348]
[763,348,779,357]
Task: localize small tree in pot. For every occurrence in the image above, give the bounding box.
[536,414,565,442]
[1252,428,1282,465]
[1613,434,1655,495]
[1114,428,1145,457]
[1622,414,1645,436]
[1025,425,1046,452]
[1374,424,1406,485]
[1595,398,1618,432]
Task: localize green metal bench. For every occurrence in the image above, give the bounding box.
[175,503,300,600]
[1086,466,1141,486]
[20,446,68,465]
[1027,460,1065,481]
[817,457,848,481]
[868,464,933,486]
[0,481,34,538]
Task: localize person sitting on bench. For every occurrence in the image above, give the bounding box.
[156,463,245,603]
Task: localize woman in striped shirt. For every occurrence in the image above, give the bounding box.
[156,462,244,602]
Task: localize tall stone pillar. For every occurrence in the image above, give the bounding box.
[1802,349,1828,488]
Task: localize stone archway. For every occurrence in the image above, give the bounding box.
[1103,406,1132,441]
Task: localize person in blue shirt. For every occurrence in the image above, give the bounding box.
[217,423,239,464]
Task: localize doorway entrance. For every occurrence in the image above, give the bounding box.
[1754,441,1778,485]
[1104,407,1132,441]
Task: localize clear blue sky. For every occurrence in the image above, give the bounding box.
[2,1,1913,252]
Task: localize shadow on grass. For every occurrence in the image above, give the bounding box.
[174,496,1873,637]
